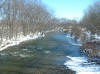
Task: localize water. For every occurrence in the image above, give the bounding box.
[0,32,100,74]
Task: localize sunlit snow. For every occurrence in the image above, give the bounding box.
[0,32,45,51]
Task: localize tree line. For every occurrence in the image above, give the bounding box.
[68,0,100,42]
[0,0,77,41]
[0,0,99,43]
[81,1,100,35]
[0,0,53,39]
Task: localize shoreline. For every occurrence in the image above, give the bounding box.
[0,32,45,51]
[0,28,61,52]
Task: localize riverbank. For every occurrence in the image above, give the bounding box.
[0,32,45,51]
[0,27,62,51]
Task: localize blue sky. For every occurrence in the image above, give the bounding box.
[42,0,94,20]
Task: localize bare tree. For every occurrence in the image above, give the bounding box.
[0,0,53,40]
[81,1,100,34]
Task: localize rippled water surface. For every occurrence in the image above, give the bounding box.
[0,32,100,74]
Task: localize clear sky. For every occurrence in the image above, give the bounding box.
[42,0,94,20]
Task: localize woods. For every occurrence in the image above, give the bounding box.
[0,0,100,43]
[0,0,53,41]
[0,0,74,41]
[81,1,100,35]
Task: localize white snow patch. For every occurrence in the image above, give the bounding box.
[71,43,82,46]
[93,34,100,40]
[64,56,100,74]
[0,32,45,51]
[83,31,91,38]
[66,34,82,46]
[0,28,62,52]
[66,35,75,39]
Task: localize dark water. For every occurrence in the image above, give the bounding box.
[0,32,89,74]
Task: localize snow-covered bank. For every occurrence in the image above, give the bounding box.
[64,32,100,74]
[0,28,61,51]
[0,32,45,51]
[65,33,82,46]
[64,56,100,74]
[0,27,62,51]
[82,31,100,41]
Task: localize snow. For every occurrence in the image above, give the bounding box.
[83,31,91,38]
[93,34,100,40]
[83,31,100,40]
[64,56,100,74]
[66,34,75,39]
[64,32,100,74]
[0,32,45,51]
[0,28,61,51]
[66,33,82,46]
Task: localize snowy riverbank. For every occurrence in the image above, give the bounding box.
[0,28,61,51]
[0,32,45,51]
[64,33,100,74]
[64,56,100,74]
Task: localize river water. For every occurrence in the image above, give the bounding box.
[0,32,100,74]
